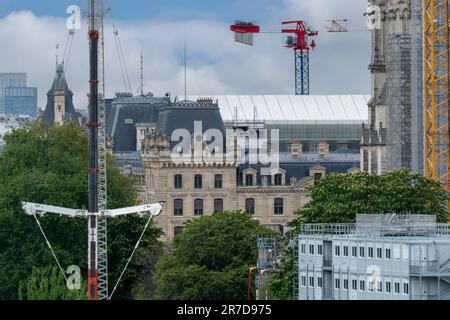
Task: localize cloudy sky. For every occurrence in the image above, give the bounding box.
[0,0,371,109]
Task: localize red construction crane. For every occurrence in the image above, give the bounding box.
[230,20,318,95]
[230,19,348,95]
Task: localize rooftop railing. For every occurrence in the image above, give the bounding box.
[298,223,450,237]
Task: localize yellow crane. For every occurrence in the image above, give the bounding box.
[424,0,450,215]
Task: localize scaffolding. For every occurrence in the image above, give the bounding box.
[411,0,425,174]
[386,34,413,171]
[256,238,276,300]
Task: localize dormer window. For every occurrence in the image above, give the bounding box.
[274,174,282,186]
[245,174,254,186]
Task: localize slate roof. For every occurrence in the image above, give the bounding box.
[156,99,226,148]
[237,152,360,185]
[106,95,170,152]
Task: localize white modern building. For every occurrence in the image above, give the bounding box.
[297,214,450,300]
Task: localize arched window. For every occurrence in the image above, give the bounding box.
[214,198,223,213]
[194,174,202,189]
[274,198,284,215]
[194,199,203,216]
[174,199,183,216]
[245,198,255,215]
[174,174,183,189]
[214,174,223,189]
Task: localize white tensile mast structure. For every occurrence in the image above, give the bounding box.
[21,0,164,300]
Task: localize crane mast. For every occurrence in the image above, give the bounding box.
[424,0,450,215]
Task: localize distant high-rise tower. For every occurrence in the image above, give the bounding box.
[42,64,79,126]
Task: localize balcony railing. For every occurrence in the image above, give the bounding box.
[410,260,439,274]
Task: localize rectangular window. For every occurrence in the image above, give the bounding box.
[245,198,255,215]
[376,247,382,259]
[352,279,357,290]
[317,277,323,288]
[403,283,409,295]
[300,243,306,254]
[368,281,374,292]
[274,198,284,215]
[368,247,374,258]
[352,246,357,257]
[214,174,223,189]
[343,279,348,290]
[174,175,182,189]
[377,281,382,293]
[359,247,365,258]
[309,277,314,288]
[385,248,391,260]
[309,244,314,255]
[301,276,306,287]
[194,175,202,189]
[394,282,400,294]
[274,174,282,186]
[213,199,223,213]
[173,199,183,216]
[317,244,323,255]
[335,245,340,256]
[386,281,391,293]
[245,174,254,186]
[359,280,365,291]
[194,199,203,216]
[343,246,349,257]
[335,278,340,289]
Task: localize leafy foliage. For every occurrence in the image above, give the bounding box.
[153,211,275,300]
[19,266,87,300]
[290,170,447,228]
[0,122,162,299]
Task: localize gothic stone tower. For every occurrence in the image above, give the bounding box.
[360,0,412,174]
[42,64,79,126]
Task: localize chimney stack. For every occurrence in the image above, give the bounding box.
[290,140,303,159]
[318,141,329,159]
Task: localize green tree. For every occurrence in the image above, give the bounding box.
[19,266,87,300]
[268,170,448,299]
[290,169,447,227]
[0,122,162,299]
[153,211,275,300]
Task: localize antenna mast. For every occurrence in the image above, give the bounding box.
[140,51,144,96]
[184,40,187,100]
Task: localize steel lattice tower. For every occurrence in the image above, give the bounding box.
[295,50,310,95]
[424,0,450,213]
[96,0,108,299]
[282,21,317,96]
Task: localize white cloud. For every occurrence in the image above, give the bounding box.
[0,0,370,109]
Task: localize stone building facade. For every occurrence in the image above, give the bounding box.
[139,133,317,240]
[113,97,360,240]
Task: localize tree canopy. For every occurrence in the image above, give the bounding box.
[153,211,275,300]
[0,122,162,299]
[290,169,447,227]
